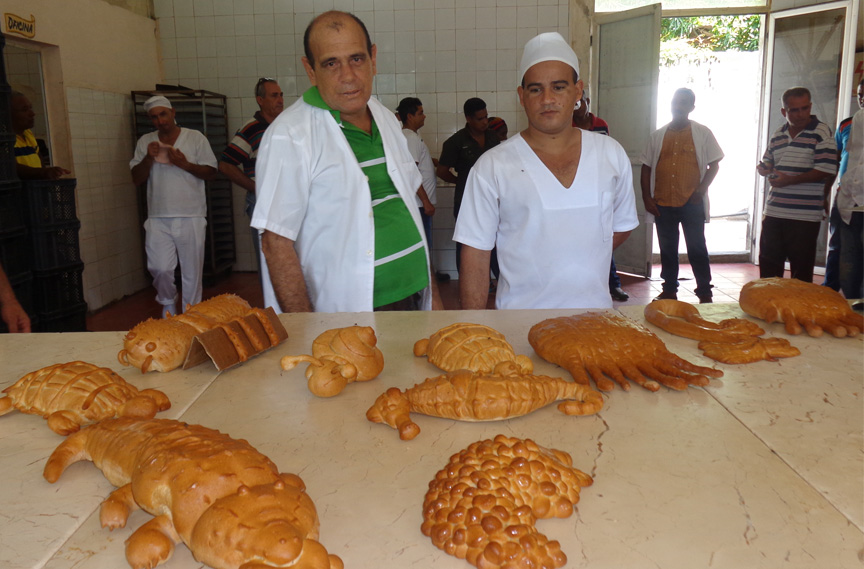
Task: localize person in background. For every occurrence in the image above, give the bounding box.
[756,86,837,283]
[252,11,441,313]
[219,77,284,293]
[395,97,437,246]
[0,262,30,333]
[455,32,638,310]
[641,88,724,303]
[835,108,863,299]
[572,88,629,302]
[487,117,508,141]
[823,78,864,291]
[130,95,219,317]
[437,98,500,275]
[11,91,69,180]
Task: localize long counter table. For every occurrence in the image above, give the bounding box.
[1,306,861,569]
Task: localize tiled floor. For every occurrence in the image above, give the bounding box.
[86,263,774,332]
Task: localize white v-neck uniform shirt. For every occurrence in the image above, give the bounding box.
[454,131,639,309]
[129,128,217,217]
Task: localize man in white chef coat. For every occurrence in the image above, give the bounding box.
[252,11,441,313]
[454,32,639,310]
[130,95,218,317]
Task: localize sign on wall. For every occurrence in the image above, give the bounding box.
[4,13,35,39]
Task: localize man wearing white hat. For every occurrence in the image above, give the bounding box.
[454,32,639,309]
[130,95,218,317]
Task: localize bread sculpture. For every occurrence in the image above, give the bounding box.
[422,435,592,569]
[43,417,343,569]
[281,326,384,397]
[118,294,281,373]
[366,361,603,440]
[414,322,533,373]
[0,361,170,435]
[740,277,864,337]
[644,299,800,364]
[529,312,723,392]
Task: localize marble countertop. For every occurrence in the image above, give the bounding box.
[1,306,861,569]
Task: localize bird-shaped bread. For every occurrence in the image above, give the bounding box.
[366,361,603,440]
[43,417,343,569]
[0,361,170,435]
[414,322,533,373]
[422,435,592,569]
[118,295,281,373]
[643,299,800,364]
[529,312,723,392]
[281,326,384,397]
[739,277,863,337]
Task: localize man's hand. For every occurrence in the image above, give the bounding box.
[756,161,772,177]
[167,147,190,169]
[643,194,660,217]
[147,141,161,159]
[43,166,71,180]
[1,300,31,333]
[422,201,435,216]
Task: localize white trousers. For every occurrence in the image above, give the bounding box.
[144,217,206,311]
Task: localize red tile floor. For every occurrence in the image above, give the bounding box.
[86,263,779,332]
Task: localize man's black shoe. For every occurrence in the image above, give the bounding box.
[653,291,678,301]
[435,271,451,282]
[698,296,713,304]
[610,287,629,301]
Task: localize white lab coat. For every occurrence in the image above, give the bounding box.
[252,96,431,313]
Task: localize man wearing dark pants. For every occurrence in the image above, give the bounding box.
[641,88,723,303]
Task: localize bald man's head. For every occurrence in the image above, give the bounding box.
[303,11,372,69]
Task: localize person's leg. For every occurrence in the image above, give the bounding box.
[174,217,207,310]
[455,240,462,274]
[247,192,262,273]
[420,208,433,247]
[839,212,864,299]
[786,219,821,283]
[654,205,681,295]
[822,203,842,290]
[144,218,178,316]
[680,201,712,301]
[758,216,786,278]
[609,257,621,289]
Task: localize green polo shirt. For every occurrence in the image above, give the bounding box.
[303,87,428,308]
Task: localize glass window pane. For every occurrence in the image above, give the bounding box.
[598,0,766,13]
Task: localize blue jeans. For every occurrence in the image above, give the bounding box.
[839,211,863,299]
[609,257,621,289]
[823,203,842,290]
[655,201,712,298]
[246,192,261,272]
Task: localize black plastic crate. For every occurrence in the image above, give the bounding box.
[24,178,78,226]
[0,226,31,276]
[31,220,81,270]
[0,180,26,232]
[0,134,15,181]
[33,261,85,313]
[37,301,87,333]
[0,87,10,134]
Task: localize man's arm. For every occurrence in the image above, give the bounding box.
[640,164,660,217]
[219,161,256,193]
[459,245,491,310]
[0,264,30,333]
[612,230,632,250]
[417,185,435,216]
[436,163,458,185]
[131,141,159,186]
[167,148,218,181]
[15,164,70,180]
[261,230,313,313]
[688,160,721,204]
[768,168,833,188]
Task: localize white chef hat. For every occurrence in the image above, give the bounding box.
[518,32,580,86]
[143,95,172,112]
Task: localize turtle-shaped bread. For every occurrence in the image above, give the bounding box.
[413,322,533,373]
[0,361,171,435]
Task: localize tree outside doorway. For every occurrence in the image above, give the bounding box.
[654,15,763,258]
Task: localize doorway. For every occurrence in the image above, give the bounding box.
[3,43,51,164]
[654,14,763,261]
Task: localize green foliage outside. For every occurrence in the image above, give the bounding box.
[660,15,761,66]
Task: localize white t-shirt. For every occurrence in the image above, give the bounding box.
[402,128,437,208]
[129,128,218,218]
[454,132,639,310]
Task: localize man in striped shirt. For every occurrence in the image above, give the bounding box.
[757,87,838,282]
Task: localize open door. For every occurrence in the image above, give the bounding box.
[754,0,859,267]
[592,4,661,278]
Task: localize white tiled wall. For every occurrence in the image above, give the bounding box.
[154,0,570,274]
[66,87,149,311]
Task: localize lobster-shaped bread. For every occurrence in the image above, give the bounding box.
[0,361,170,435]
[118,294,281,373]
[414,322,533,373]
[43,417,343,569]
[366,361,603,440]
[281,326,384,397]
